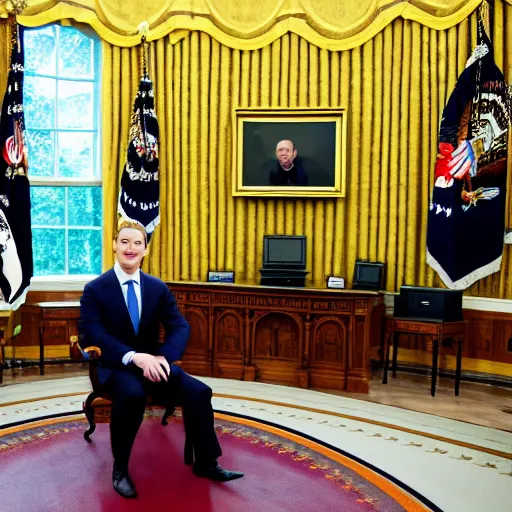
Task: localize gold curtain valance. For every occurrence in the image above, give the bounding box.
[0,0,500,49]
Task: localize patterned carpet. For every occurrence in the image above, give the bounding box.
[0,411,427,512]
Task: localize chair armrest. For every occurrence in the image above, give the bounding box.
[81,345,103,391]
[81,346,102,359]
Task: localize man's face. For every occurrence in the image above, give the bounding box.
[276,140,297,168]
[113,227,147,274]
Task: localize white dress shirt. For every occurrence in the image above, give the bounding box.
[113,261,142,365]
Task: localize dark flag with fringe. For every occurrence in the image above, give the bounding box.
[117,65,160,241]
[0,21,32,306]
[426,12,511,290]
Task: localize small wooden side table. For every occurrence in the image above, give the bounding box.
[382,316,467,396]
[34,301,81,376]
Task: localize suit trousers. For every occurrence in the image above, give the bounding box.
[105,364,222,470]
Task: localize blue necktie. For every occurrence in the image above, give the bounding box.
[125,280,140,334]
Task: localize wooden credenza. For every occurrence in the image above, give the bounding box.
[14,284,384,393]
[172,283,384,393]
[12,285,512,385]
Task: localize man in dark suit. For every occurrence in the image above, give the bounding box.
[268,139,308,186]
[79,222,243,499]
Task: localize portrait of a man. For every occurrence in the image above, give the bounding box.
[269,140,308,186]
[233,109,347,198]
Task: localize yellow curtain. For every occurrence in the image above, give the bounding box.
[9,0,491,49]
[2,1,511,297]
[102,40,171,275]
[0,20,11,100]
[101,0,512,298]
[102,43,139,270]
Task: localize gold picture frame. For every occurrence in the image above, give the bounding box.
[232,108,347,198]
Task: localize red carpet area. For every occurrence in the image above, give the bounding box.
[0,413,426,512]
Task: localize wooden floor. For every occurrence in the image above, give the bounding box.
[316,371,512,432]
[2,364,511,432]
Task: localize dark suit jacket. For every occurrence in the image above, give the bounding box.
[79,269,190,383]
[268,159,308,186]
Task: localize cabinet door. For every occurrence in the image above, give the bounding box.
[42,320,70,359]
[493,319,512,365]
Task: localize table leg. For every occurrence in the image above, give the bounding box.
[392,333,399,378]
[455,339,462,396]
[431,338,439,397]
[382,333,391,384]
[39,326,45,376]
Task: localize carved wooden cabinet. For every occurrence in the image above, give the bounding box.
[12,287,512,385]
[12,285,383,392]
[171,283,384,393]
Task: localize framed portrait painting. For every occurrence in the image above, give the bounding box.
[232,108,347,198]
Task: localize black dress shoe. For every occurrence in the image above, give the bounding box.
[193,461,244,482]
[112,464,138,498]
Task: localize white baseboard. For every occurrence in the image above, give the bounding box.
[28,275,96,292]
[462,295,512,313]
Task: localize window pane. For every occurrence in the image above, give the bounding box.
[24,26,57,76]
[32,228,65,276]
[58,132,94,178]
[24,76,56,129]
[30,186,65,226]
[26,130,55,177]
[68,229,102,274]
[24,24,102,277]
[58,81,93,130]
[68,187,101,227]
[58,27,94,79]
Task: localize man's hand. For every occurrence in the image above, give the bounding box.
[132,353,170,383]
[154,355,171,379]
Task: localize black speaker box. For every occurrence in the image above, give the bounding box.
[394,286,463,322]
[259,269,308,287]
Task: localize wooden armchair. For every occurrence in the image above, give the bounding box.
[81,346,189,460]
[81,346,178,441]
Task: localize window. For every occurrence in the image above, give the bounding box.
[23,24,102,276]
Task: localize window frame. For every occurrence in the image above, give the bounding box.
[24,24,103,280]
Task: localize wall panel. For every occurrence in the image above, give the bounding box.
[0,4,509,298]
[100,4,511,297]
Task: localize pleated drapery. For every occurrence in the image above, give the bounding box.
[0,22,11,104]
[101,1,512,298]
[0,1,510,298]
[9,0,490,49]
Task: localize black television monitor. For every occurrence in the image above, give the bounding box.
[353,261,385,290]
[263,235,306,269]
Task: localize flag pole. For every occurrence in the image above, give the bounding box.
[137,21,150,78]
[137,21,150,180]
[3,0,27,80]
[478,0,490,35]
